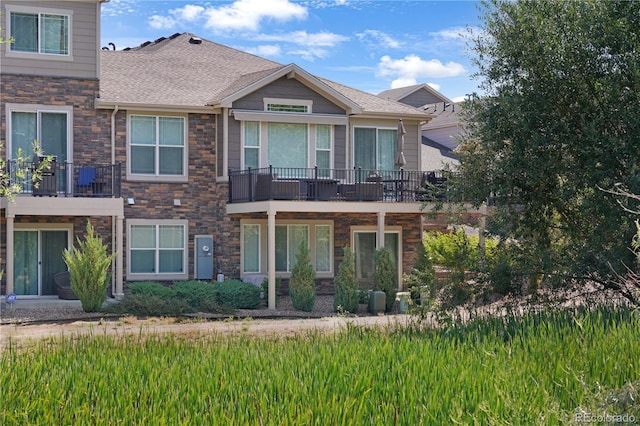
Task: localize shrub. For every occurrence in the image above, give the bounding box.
[261,277,282,303]
[216,279,262,309]
[104,293,193,316]
[63,221,116,312]
[289,241,316,312]
[405,240,436,305]
[128,281,175,298]
[172,281,218,311]
[373,248,397,313]
[333,246,359,313]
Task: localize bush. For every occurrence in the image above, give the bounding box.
[289,241,316,312]
[373,248,397,313]
[63,221,116,312]
[216,280,262,309]
[172,281,218,311]
[261,277,282,302]
[333,246,359,313]
[104,293,193,316]
[128,281,176,298]
[405,240,436,305]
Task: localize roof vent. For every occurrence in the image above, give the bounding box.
[189,37,202,45]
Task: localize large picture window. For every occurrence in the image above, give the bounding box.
[241,121,333,171]
[129,115,186,179]
[354,127,396,171]
[9,8,70,55]
[128,220,188,280]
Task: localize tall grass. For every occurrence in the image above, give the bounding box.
[2,307,638,425]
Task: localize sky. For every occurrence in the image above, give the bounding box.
[101,0,485,102]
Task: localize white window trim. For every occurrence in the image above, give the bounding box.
[126,112,189,183]
[5,4,73,61]
[240,219,334,278]
[264,98,312,113]
[126,219,189,281]
[5,103,73,161]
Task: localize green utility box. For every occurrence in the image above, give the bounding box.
[368,290,385,314]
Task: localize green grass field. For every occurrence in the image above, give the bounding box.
[2,307,638,425]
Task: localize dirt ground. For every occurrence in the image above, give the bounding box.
[0,314,414,350]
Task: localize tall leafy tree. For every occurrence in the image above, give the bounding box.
[457,0,640,289]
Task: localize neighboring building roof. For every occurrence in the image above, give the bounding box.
[379,83,452,107]
[421,136,459,171]
[422,101,462,130]
[98,32,431,119]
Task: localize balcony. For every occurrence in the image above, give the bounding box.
[228,166,450,204]
[7,159,122,198]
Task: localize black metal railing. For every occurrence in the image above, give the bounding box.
[228,166,453,203]
[7,160,122,198]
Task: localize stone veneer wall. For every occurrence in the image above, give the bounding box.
[222,210,424,295]
[110,111,219,281]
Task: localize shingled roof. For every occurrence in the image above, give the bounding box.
[99,33,430,118]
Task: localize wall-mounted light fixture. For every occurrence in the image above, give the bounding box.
[127,198,135,205]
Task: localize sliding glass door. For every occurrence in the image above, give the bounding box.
[353,231,399,289]
[13,230,68,296]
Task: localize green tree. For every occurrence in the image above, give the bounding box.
[373,248,397,313]
[289,241,316,312]
[63,221,116,312]
[457,0,640,295]
[333,246,359,313]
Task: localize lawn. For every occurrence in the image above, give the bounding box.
[1,307,638,425]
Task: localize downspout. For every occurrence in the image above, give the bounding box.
[111,105,119,297]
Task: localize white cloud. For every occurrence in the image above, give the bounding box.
[377,55,466,84]
[255,31,348,47]
[288,47,330,62]
[356,30,402,49]
[430,26,471,41]
[204,0,308,33]
[149,15,176,30]
[170,5,205,22]
[245,45,282,57]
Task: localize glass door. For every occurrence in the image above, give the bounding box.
[13,229,68,296]
[353,231,399,290]
[14,231,39,296]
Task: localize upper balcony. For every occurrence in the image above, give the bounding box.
[228,166,450,204]
[6,159,122,199]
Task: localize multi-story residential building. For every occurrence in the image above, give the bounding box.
[1,0,457,309]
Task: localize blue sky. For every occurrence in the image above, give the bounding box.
[101,0,484,102]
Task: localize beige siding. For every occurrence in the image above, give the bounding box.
[0,1,101,79]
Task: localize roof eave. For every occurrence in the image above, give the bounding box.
[95,99,220,114]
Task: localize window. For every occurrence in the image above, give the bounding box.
[243,121,260,169]
[354,127,397,171]
[316,125,332,176]
[275,224,308,272]
[9,8,70,55]
[7,104,71,161]
[129,115,186,180]
[264,98,312,113]
[241,221,333,275]
[243,224,260,273]
[241,121,333,171]
[128,220,188,280]
[268,123,308,169]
